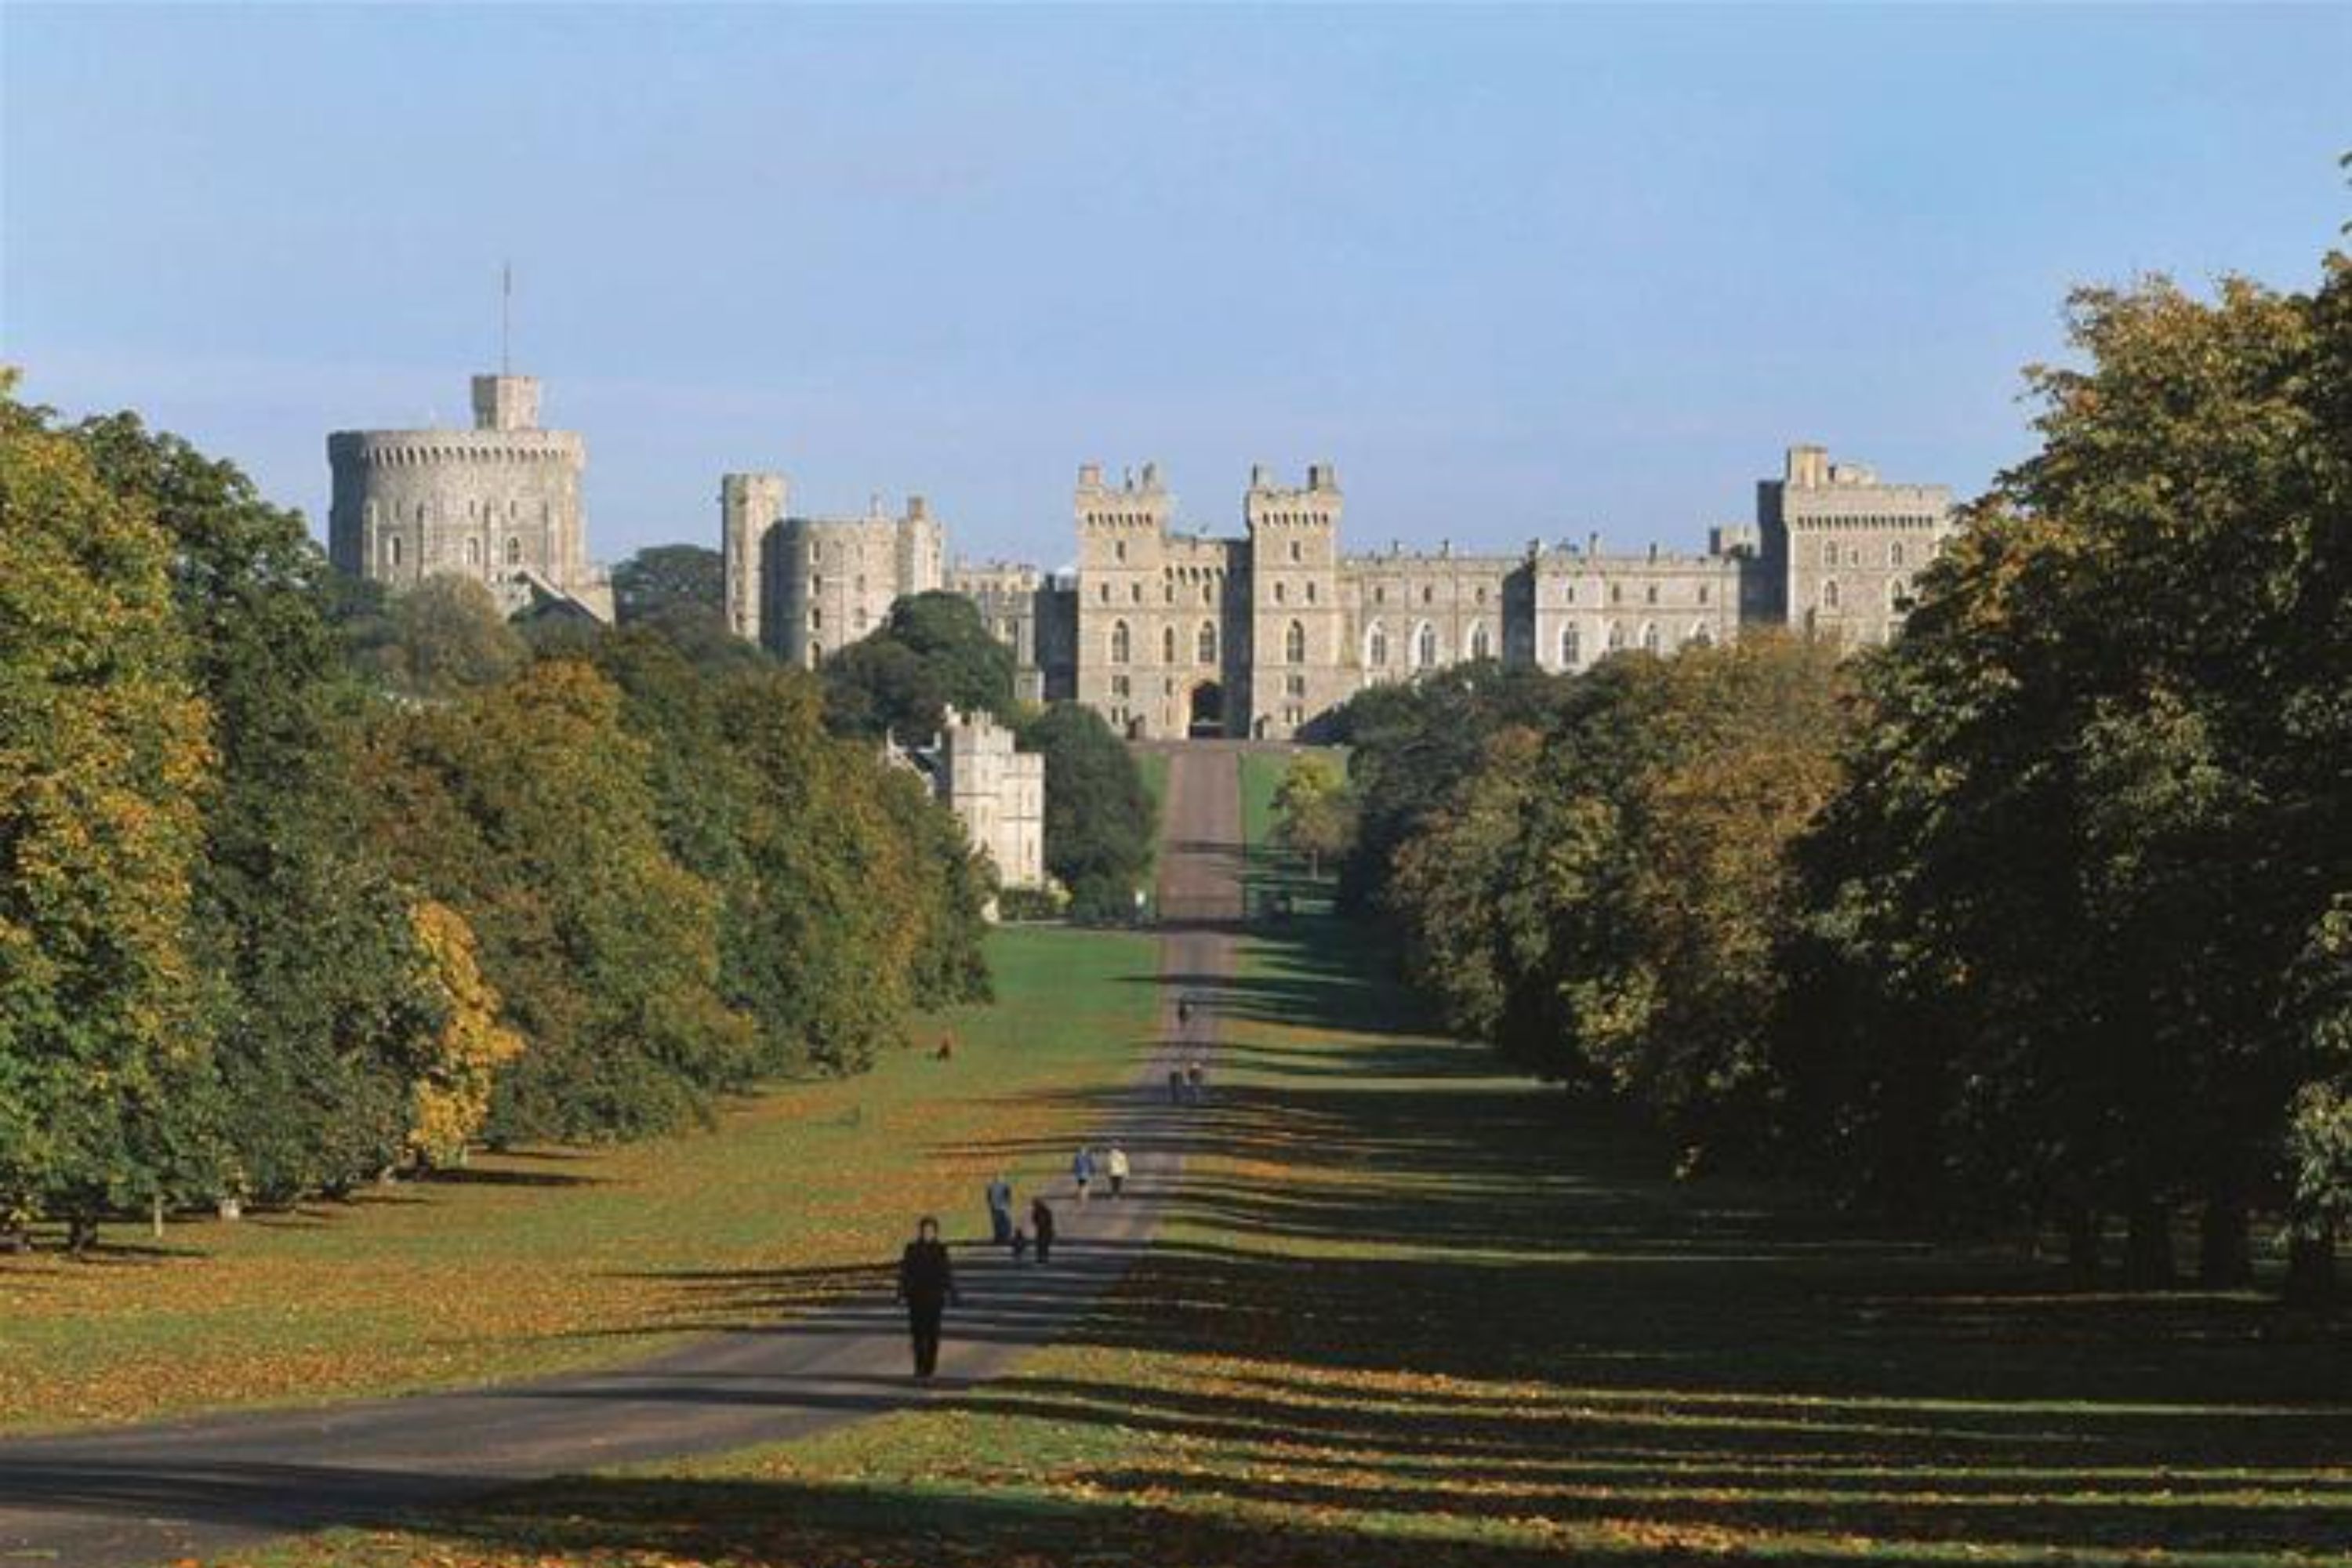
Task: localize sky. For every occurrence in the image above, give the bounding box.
[4,5,2347,568]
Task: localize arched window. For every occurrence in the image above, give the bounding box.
[1606,621,1624,652]
[1690,622,1714,647]
[1561,624,1581,666]
[387,534,403,568]
[1284,620,1306,664]
[1289,540,1301,563]
[1100,583,1112,604]
[464,537,481,566]
[1131,582,1142,603]
[1889,578,1910,610]
[1114,539,1127,562]
[1415,622,1437,668]
[1641,622,1661,654]
[1110,620,1131,664]
[1163,625,1178,663]
[809,641,823,663]
[506,536,522,566]
[1306,582,1317,604]
[1201,583,1214,605]
[1197,621,1217,664]
[1274,582,1287,604]
[1823,579,1841,611]
[1468,622,1491,660]
[1367,622,1388,666]
[1889,541,1907,568]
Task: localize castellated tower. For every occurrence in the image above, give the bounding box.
[717,473,946,669]
[1243,463,1348,739]
[720,472,788,645]
[1072,462,1185,738]
[328,372,612,620]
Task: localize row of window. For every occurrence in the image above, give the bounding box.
[1107,621,1222,666]
[1817,578,1912,612]
[365,498,550,526]
[379,534,527,569]
[1820,539,1921,569]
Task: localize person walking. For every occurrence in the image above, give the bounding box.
[1167,1065,1185,1104]
[1030,1196,1057,1265]
[984,1173,1014,1245]
[1072,1145,1095,1203]
[1105,1143,1131,1198]
[895,1216,960,1379]
[1185,1055,1207,1105]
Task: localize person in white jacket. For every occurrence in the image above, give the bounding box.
[1105,1144,1131,1198]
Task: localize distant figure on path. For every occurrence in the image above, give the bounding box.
[1185,1055,1207,1104]
[1167,1065,1185,1104]
[1011,1225,1029,1264]
[1177,995,1193,1028]
[1073,1145,1096,1202]
[895,1216,960,1379]
[984,1173,1014,1244]
[1031,1196,1057,1265]
[1105,1143,1131,1198]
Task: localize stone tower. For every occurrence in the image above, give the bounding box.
[1071,462,1179,737]
[1243,463,1346,738]
[328,372,611,620]
[720,471,788,645]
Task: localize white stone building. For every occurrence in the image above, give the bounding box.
[887,707,1046,897]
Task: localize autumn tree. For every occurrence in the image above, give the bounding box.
[364,659,755,1141]
[406,898,524,1168]
[1271,752,1356,879]
[0,387,214,1250]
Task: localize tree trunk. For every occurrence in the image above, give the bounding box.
[2197,1189,2254,1289]
[150,1193,165,1241]
[65,1214,99,1258]
[2063,1205,2102,1284]
[2285,1225,2338,1307]
[2122,1198,2176,1289]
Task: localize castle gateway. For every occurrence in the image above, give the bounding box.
[721,445,1954,741]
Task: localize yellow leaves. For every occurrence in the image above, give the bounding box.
[409,898,526,1167]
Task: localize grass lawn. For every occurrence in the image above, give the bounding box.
[232,889,2352,1566]
[0,925,1160,1435]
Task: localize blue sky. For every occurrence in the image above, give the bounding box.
[5,4,2347,566]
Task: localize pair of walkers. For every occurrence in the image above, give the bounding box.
[1166,1054,1209,1105]
[1070,1143,1129,1203]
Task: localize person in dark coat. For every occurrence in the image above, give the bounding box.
[1030,1196,1057,1265]
[896,1216,960,1377]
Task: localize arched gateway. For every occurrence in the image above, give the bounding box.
[1187,680,1225,739]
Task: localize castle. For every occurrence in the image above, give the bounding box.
[720,445,1955,740]
[329,372,614,621]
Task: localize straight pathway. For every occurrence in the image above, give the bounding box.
[0,748,1247,1568]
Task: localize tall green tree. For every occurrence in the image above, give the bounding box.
[364,659,755,1141]
[825,590,1016,739]
[1017,702,1156,920]
[0,389,214,1249]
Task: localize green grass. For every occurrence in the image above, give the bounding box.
[0,925,1160,1433]
[235,898,2352,1568]
[1236,746,1286,850]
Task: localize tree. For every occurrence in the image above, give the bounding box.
[825,591,1015,739]
[74,412,451,1206]
[1017,703,1156,920]
[0,387,214,1250]
[1272,752,1356,878]
[407,898,524,1168]
[613,544,724,624]
[363,659,755,1141]
[380,575,527,696]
